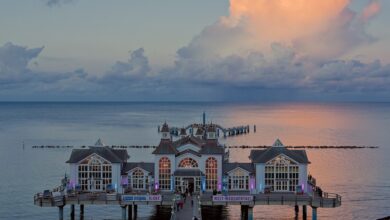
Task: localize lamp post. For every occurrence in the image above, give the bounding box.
[170,194,176,220]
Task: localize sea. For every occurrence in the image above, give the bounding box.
[0,102,389,220]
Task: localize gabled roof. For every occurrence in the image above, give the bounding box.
[179,128,187,135]
[249,147,310,164]
[66,146,129,163]
[123,162,154,175]
[173,136,204,148]
[152,139,178,154]
[223,163,254,174]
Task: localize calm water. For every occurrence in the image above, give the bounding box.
[0,102,389,220]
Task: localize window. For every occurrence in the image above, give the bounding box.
[205,157,218,190]
[228,169,249,190]
[264,155,299,192]
[159,157,171,190]
[78,155,112,191]
[130,168,147,190]
[178,158,198,168]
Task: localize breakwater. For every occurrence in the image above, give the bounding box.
[31,145,379,149]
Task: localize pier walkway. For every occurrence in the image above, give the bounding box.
[173,195,201,220]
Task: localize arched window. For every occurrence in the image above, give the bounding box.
[205,157,218,190]
[159,157,171,190]
[78,155,112,191]
[131,168,146,189]
[178,158,198,168]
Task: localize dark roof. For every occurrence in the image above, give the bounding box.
[123,162,154,175]
[180,128,187,135]
[161,122,169,132]
[66,147,129,163]
[207,125,216,132]
[199,144,224,154]
[223,163,254,174]
[174,169,204,177]
[173,136,204,148]
[152,139,178,154]
[249,147,310,164]
[195,128,204,135]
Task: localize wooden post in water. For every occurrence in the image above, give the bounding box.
[248,206,253,220]
[70,204,75,220]
[302,205,307,220]
[241,205,248,220]
[128,205,133,220]
[294,205,299,217]
[58,206,64,220]
[121,206,127,220]
[80,204,84,220]
[134,204,138,219]
[312,207,317,220]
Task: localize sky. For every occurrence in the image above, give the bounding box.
[0,0,390,101]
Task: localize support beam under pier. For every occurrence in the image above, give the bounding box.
[128,205,132,220]
[121,206,127,220]
[312,207,317,220]
[241,205,248,220]
[70,204,75,220]
[58,206,64,220]
[134,205,138,219]
[248,206,253,220]
[80,204,84,220]
[295,205,299,217]
[303,205,307,220]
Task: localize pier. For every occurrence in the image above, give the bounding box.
[32,116,343,219]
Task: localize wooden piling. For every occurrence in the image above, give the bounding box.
[70,204,75,220]
[58,206,64,220]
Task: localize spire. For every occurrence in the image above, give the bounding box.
[272,138,284,147]
[161,122,170,140]
[95,138,105,147]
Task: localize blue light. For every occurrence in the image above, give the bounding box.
[201,176,206,191]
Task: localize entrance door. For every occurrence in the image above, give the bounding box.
[89,179,102,191]
[275,180,288,191]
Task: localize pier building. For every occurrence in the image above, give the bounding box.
[34,120,341,220]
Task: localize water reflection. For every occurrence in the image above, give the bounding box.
[0,102,389,219]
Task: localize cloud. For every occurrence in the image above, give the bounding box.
[1,0,390,101]
[0,42,87,92]
[46,0,75,7]
[361,0,381,22]
[167,0,390,98]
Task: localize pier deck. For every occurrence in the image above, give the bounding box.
[34,190,340,220]
[34,191,340,209]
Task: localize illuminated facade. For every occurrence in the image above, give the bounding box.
[67,124,309,194]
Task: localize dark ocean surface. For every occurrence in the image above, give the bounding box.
[0,102,389,220]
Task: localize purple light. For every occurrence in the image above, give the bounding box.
[301,183,305,191]
[249,176,255,190]
[69,180,75,188]
[121,176,128,185]
[218,183,222,191]
[155,182,159,190]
